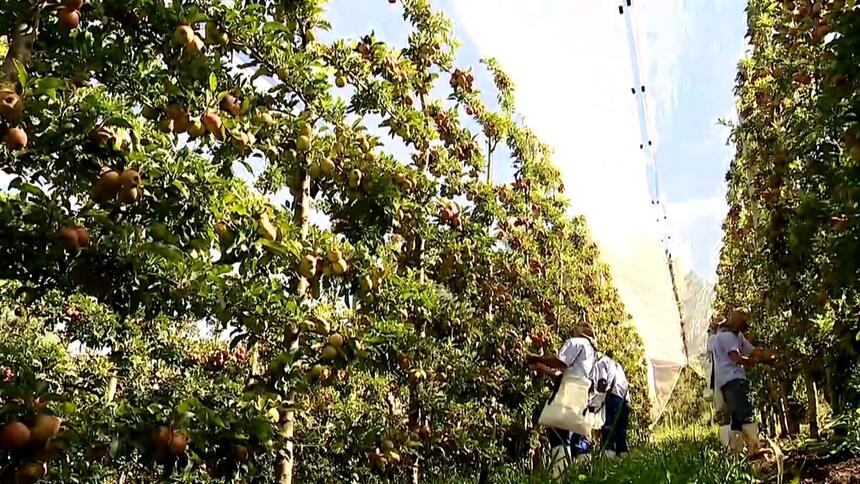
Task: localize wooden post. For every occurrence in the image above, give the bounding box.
[805,373,819,439]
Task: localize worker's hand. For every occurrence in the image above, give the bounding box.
[753,348,776,364]
[596,378,608,393]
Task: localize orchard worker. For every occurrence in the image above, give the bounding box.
[527,321,598,474]
[709,307,776,457]
[706,314,734,451]
[593,350,631,458]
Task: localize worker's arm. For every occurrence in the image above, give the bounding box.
[526,353,568,370]
[751,347,777,364]
[528,361,562,378]
[728,349,756,366]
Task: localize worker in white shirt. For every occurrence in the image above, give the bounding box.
[527,322,598,475]
[706,315,734,451]
[709,308,776,457]
[592,350,630,458]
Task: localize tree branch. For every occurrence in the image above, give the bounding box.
[1,1,51,86]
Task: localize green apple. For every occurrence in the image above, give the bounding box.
[298,254,317,279]
[332,258,348,276]
[321,344,337,360]
[348,169,363,188]
[320,158,336,177]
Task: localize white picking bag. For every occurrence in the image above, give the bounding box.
[588,392,606,430]
[538,373,592,436]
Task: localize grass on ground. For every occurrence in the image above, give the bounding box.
[446,426,759,484]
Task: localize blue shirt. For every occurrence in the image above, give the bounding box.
[594,356,630,402]
[708,328,755,389]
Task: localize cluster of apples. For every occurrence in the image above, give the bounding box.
[90,167,141,205]
[55,225,90,251]
[438,201,461,229]
[173,23,205,54]
[319,332,345,363]
[392,172,417,192]
[449,68,475,93]
[783,0,832,41]
[370,439,401,468]
[298,247,351,281]
[145,101,229,141]
[0,86,27,150]
[58,0,84,30]
[151,426,189,460]
[0,414,63,483]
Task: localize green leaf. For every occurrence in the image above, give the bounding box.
[209,72,217,93]
[13,59,27,88]
[109,438,121,458]
[172,180,190,199]
[140,242,184,262]
[18,183,45,199]
[33,77,64,95]
[264,22,290,33]
[259,239,289,257]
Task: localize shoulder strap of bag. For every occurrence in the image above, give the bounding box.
[709,349,716,390]
[547,344,586,403]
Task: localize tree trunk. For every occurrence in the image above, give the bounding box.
[486,139,493,182]
[777,398,790,437]
[760,406,772,436]
[478,465,490,484]
[276,168,311,484]
[2,4,43,85]
[805,375,819,439]
[411,463,420,484]
[105,375,118,403]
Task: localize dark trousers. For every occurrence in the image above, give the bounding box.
[721,378,755,431]
[547,427,591,456]
[601,393,630,453]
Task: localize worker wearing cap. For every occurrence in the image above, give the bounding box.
[709,308,776,456]
[592,350,631,458]
[527,322,598,475]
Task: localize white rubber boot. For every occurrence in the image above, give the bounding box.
[603,450,617,459]
[718,425,732,449]
[741,423,762,456]
[549,445,569,479]
[728,431,744,454]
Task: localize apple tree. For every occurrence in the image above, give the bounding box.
[0,0,650,482]
[715,0,860,437]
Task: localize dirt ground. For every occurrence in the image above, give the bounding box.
[792,455,860,483]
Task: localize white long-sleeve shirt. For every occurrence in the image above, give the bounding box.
[593,356,630,402]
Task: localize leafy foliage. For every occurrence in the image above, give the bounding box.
[715,0,860,432]
[0,0,649,482]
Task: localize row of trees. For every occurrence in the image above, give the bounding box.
[0,0,649,482]
[715,0,860,438]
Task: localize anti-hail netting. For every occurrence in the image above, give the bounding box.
[454,0,734,421]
